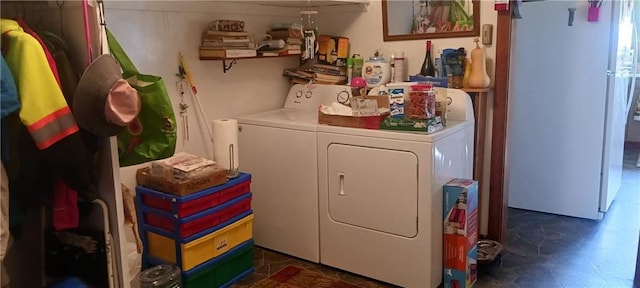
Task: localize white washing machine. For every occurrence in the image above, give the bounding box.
[236,83,352,262]
[317,88,475,288]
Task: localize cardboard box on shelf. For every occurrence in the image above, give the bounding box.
[318,35,349,67]
[443,178,478,288]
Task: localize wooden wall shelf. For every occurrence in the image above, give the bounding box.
[200,54,300,73]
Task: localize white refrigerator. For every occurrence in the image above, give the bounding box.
[507,0,637,219]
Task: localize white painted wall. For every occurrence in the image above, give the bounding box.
[105,0,498,240]
[104,1,303,189]
[104,2,303,283]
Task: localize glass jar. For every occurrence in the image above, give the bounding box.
[139,264,182,288]
[408,84,436,120]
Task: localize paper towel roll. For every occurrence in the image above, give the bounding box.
[212,119,239,171]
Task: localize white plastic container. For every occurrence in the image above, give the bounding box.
[362,53,391,88]
[392,51,406,83]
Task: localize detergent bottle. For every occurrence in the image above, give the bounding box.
[362,50,391,88]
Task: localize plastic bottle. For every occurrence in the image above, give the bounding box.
[434,49,442,77]
[351,54,364,79]
[462,58,472,88]
[390,52,396,83]
[347,57,354,85]
[393,51,405,82]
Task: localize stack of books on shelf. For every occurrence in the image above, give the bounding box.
[260,24,304,57]
[199,26,256,59]
[283,63,347,85]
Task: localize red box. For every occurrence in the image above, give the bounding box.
[138,173,251,218]
[142,193,252,238]
[443,178,478,288]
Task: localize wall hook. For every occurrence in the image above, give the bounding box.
[223,59,238,73]
[568,7,576,26]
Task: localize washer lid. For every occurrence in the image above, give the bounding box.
[236,108,318,131]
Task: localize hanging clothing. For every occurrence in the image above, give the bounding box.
[0,163,9,288]
[0,53,20,162]
[14,17,62,87]
[0,54,18,288]
[39,30,80,106]
[1,19,77,149]
[0,56,20,119]
[13,18,85,231]
[1,19,97,220]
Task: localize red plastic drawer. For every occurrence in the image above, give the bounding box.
[138,173,251,218]
[142,193,252,239]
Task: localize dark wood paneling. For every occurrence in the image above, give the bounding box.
[487,7,512,243]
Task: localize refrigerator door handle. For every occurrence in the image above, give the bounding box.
[608,67,634,77]
[627,18,638,113]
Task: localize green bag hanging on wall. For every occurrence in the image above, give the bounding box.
[106,29,177,167]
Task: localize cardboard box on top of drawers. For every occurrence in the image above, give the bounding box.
[443,178,478,288]
[137,166,227,196]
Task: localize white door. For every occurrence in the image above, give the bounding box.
[600,0,635,212]
[508,0,614,219]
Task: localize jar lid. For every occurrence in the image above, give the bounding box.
[411,84,433,90]
[140,264,181,288]
[368,50,385,62]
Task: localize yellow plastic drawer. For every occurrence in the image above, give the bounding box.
[146,213,253,271]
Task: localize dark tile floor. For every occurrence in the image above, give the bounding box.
[232,147,640,288]
[476,147,639,288]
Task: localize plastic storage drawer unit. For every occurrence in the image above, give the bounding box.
[140,192,252,239]
[145,240,254,288]
[138,173,251,218]
[144,212,253,271]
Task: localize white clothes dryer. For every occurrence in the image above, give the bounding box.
[316,88,475,287]
[236,84,352,262]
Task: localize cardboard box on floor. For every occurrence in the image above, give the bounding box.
[443,178,478,288]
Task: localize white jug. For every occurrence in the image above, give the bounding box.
[362,52,391,88]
